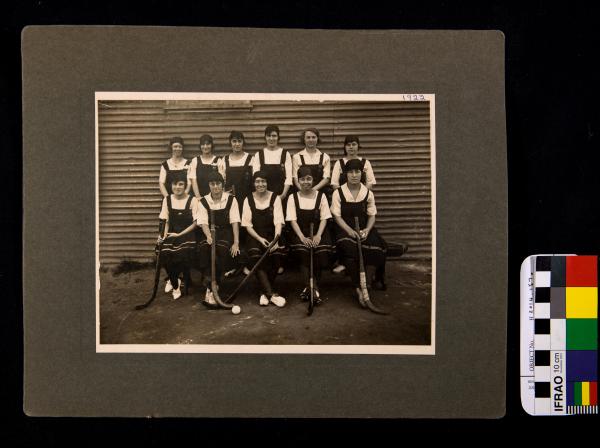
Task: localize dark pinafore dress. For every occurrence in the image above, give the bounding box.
[335,188,386,268]
[338,158,367,186]
[197,195,236,272]
[161,195,197,266]
[162,159,191,194]
[258,149,288,196]
[224,154,253,214]
[195,156,220,197]
[299,152,332,199]
[246,193,286,263]
[289,191,333,267]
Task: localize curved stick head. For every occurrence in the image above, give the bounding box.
[365,299,388,315]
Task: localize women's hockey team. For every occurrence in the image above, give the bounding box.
[156,126,386,311]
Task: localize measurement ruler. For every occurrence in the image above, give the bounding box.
[520,255,598,415]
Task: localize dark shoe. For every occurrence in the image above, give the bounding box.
[371,280,387,291]
[201,300,220,309]
[300,287,309,302]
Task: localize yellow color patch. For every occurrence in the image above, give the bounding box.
[566,287,598,318]
[582,382,590,406]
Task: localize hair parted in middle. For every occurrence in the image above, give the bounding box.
[301,127,321,146]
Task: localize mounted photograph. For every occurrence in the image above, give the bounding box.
[96,92,436,354]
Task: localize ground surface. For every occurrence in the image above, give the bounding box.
[99,261,432,346]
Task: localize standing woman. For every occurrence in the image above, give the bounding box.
[242,171,287,307]
[157,171,198,300]
[292,128,331,195]
[330,159,386,303]
[330,135,376,190]
[223,130,253,213]
[159,136,191,198]
[251,125,293,201]
[286,166,334,303]
[196,172,241,307]
[189,134,225,198]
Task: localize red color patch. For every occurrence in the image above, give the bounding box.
[591,382,597,406]
[566,256,597,286]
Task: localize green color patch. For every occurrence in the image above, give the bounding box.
[567,319,598,350]
[574,382,582,405]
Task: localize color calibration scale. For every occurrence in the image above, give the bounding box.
[521,255,598,415]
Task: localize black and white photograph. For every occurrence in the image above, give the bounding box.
[96,92,435,354]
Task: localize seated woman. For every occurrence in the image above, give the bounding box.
[330,135,376,190]
[189,134,225,198]
[330,159,387,304]
[157,171,198,300]
[241,171,287,307]
[286,166,334,304]
[330,135,377,275]
[158,136,192,293]
[196,172,241,307]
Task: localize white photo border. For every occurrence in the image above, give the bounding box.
[95,92,436,355]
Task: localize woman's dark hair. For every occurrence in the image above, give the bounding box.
[264,125,280,138]
[168,136,184,151]
[301,128,321,146]
[343,158,363,173]
[199,134,214,150]
[253,170,268,183]
[343,135,361,156]
[297,165,314,180]
[206,171,224,185]
[228,130,245,143]
[170,169,188,184]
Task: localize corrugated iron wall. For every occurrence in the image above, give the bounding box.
[98,100,432,265]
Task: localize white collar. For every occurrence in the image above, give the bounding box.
[197,155,217,164]
[340,183,368,201]
[301,148,321,155]
[203,192,229,204]
[168,157,188,166]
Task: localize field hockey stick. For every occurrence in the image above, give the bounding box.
[209,209,233,310]
[307,222,315,316]
[224,234,280,303]
[354,217,387,315]
[135,240,163,310]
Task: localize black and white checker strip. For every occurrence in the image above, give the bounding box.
[533,256,552,413]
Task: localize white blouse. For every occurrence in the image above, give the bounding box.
[158,158,190,184]
[251,148,293,186]
[286,192,332,222]
[330,184,377,217]
[292,149,331,180]
[158,195,199,221]
[241,192,285,228]
[196,192,241,226]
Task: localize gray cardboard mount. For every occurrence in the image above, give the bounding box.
[22,26,507,418]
